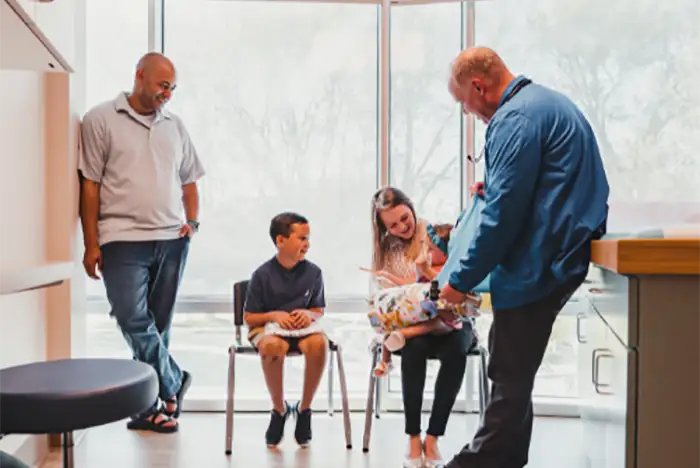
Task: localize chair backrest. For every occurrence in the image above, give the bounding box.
[232,280,249,343]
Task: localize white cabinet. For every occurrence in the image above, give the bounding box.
[578,299,607,467]
[588,239,700,468]
[579,286,637,468]
[1,0,72,72]
[14,0,34,19]
[33,0,76,67]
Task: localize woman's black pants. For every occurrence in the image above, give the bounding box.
[400,323,473,437]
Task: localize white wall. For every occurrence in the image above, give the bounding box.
[0,0,86,465]
[0,71,48,368]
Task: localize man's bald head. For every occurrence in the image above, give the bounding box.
[130,52,177,114]
[451,47,509,87]
[448,47,515,124]
[136,52,175,75]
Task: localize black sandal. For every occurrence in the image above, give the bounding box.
[126,411,179,434]
[164,370,192,418]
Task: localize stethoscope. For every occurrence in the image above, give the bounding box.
[466,78,533,165]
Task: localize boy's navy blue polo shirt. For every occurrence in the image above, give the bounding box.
[244,257,325,313]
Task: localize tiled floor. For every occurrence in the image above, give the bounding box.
[38,412,586,468]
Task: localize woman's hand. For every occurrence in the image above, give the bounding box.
[417,263,437,280]
[360,267,403,286]
[415,250,432,268]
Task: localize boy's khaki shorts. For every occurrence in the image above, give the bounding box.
[248,327,303,353]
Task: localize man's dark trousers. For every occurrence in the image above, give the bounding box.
[446,275,584,468]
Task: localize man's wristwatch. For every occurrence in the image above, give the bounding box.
[187,220,200,232]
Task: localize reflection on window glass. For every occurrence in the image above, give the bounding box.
[164,1,378,298]
[390,4,464,225]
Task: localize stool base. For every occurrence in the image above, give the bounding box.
[62,432,73,468]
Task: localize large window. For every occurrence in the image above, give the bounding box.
[473,0,700,401]
[384,2,468,408]
[389,4,464,222]
[475,0,700,229]
[83,0,149,300]
[162,0,379,405]
[165,0,378,299]
[83,0,153,361]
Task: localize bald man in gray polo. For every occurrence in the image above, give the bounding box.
[78,53,204,433]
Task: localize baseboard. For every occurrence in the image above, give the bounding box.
[0,434,49,468]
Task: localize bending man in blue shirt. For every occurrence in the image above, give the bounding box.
[441,47,609,468]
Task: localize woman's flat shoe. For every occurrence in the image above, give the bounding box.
[422,441,445,468]
[424,459,445,468]
[402,457,423,468]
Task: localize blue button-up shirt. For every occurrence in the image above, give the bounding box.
[449,76,610,309]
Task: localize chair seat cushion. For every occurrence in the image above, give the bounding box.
[0,358,158,434]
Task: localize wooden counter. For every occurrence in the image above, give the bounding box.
[591,238,700,275]
[585,237,699,468]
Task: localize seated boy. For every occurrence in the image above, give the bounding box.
[243,212,327,449]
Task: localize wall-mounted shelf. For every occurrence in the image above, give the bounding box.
[0,0,73,72]
[0,262,74,295]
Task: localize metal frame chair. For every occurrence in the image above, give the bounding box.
[224,280,352,455]
[361,338,490,452]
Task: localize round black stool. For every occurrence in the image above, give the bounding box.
[0,358,158,468]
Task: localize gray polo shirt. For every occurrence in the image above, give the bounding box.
[78,93,205,245]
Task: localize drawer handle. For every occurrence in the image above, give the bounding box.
[576,312,587,344]
[592,348,614,395]
[588,287,606,294]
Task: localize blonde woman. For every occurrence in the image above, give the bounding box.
[367,187,474,468]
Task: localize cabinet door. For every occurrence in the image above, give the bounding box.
[579,297,609,468]
[595,323,637,468]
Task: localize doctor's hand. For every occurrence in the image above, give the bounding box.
[470,181,485,197]
[439,283,467,304]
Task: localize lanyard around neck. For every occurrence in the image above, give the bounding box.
[469,78,533,164]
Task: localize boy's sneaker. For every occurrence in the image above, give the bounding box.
[265,402,290,448]
[293,402,313,447]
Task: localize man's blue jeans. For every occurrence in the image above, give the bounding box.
[101,237,189,414]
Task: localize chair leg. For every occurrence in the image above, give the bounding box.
[363,346,379,452]
[327,348,335,416]
[225,350,236,455]
[335,345,352,449]
[374,348,381,419]
[62,432,74,468]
